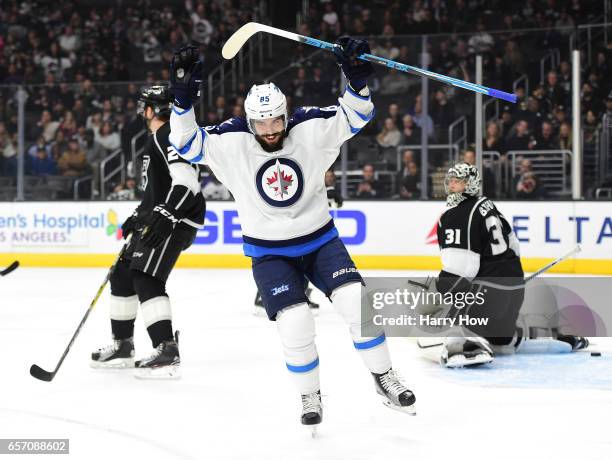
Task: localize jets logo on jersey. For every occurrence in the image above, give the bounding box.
[255,158,304,207]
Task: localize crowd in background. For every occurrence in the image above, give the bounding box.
[0,0,610,201]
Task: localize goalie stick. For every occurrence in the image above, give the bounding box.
[1,261,19,276]
[222,22,517,103]
[30,235,132,382]
[408,244,582,290]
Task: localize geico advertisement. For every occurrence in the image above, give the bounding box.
[0,201,610,260]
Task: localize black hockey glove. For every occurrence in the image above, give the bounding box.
[121,210,141,239]
[333,36,374,92]
[326,186,344,208]
[170,45,204,109]
[141,204,179,248]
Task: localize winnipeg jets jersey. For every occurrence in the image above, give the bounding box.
[169,87,374,257]
[436,196,524,292]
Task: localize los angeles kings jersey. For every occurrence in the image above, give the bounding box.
[436,196,524,292]
[168,86,374,257]
[138,122,205,228]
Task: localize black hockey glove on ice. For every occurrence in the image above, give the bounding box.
[170,45,203,109]
[333,36,374,92]
[141,205,179,248]
[121,210,141,239]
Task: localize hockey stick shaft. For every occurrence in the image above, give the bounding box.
[525,245,581,282]
[30,235,132,382]
[222,22,517,103]
[0,261,19,276]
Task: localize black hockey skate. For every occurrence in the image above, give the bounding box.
[557,334,589,351]
[134,332,180,379]
[372,369,416,415]
[301,391,322,437]
[91,337,135,369]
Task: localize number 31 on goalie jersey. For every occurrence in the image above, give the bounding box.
[438,198,513,258]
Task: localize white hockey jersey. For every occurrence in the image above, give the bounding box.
[169,86,374,257]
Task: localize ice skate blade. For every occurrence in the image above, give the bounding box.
[381,397,416,415]
[134,364,181,380]
[443,353,494,368]
[90,358,134,369]
[309,425,319,438]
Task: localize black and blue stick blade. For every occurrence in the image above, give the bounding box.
[30,364,54,382]
[1,261,19,276]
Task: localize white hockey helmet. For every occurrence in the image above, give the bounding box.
[444,162,481,206]
[244,82,288,134]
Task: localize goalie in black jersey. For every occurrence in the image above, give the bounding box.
[91,84,205,378]
[417,162,588,368]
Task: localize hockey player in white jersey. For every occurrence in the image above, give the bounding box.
[167,40,416,428]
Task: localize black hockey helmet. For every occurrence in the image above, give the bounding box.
[137,84,172,118]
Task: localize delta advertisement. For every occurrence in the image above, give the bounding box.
[0,201,610,273]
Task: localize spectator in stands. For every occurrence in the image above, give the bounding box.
[356,164,384,199]
[396,150,417,195]
[398,160,421,199]
[384,103,403,131]
[544,71,567,108]
[484,121,505,155]
[321,2,341,37]
[96,121,121,152]
[325,169,343,208]
[400,115,421,145]
[409,95,434,139]
[376,118,401,148]
[534,121,559,150]
[83,129,106,196]
[292,67,307,100]
[506,119,531,152]
[550,105,568,133]
[558,122,572,151]
[514,159,546,199]
[58,111,77,138]
[583,110,600,146]
[57,138,89,177]
[28,146,57,176]
[430,89,456,129]
[0,127,17,176]
[379,69,413,96]
[27,135,50,159]
[35,110,60,143]
[50,130,69,162]
[107,177,137,201]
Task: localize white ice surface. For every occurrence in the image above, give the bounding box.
[1,268,611,460]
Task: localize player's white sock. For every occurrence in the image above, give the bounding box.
[110,294,138,322]
[276,303,320,394]
[140,296,172,328]
[331,282,392,374]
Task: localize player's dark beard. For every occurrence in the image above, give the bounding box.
[255,131,286,152]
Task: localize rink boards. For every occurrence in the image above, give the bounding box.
[0,200,610,274]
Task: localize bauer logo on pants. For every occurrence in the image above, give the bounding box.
[255,158,303,207]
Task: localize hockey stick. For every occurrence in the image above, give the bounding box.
[525,245,581,282]
[0,261,19,276]
[29,235,132,382]
[222,22,517,103]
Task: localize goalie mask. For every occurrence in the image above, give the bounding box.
[244,82,288,135]
[444,162,481,207]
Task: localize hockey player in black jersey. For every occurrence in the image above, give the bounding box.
[417,162,588,368]
[91,84,205,378]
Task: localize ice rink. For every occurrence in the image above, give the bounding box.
[1,267,611,460]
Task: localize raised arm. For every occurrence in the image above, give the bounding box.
[167,45,208,164]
